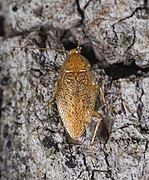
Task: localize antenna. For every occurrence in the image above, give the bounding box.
[77,12,91,48]
[12,45,69,53]
[12,13,91,53]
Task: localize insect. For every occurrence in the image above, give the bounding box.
[14,41,108,163]
[13,18,108,165]
[45,45,107,158]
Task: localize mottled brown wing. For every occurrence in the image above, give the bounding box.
[56,71,96,138]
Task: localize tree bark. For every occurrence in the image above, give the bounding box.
[0,0,149,179]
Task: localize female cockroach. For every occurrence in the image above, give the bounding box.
[13,22,108,164]
[14,43,106,164]
[46,46,106,150]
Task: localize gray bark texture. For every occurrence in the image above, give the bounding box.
[0,0,149,179]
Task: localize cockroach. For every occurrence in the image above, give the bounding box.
[13,19,108,165]
[45,45,108,164]
[47,46,102,138]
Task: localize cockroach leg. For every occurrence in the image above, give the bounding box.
[96,84,108,109]
[44,80,59,107]
[90,111,102,146]
[90,111,102,165]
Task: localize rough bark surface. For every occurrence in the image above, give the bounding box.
[0,0,149,180]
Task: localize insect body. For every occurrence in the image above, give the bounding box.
[47,47,102,143]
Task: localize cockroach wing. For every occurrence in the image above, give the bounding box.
[56,53,97,138]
